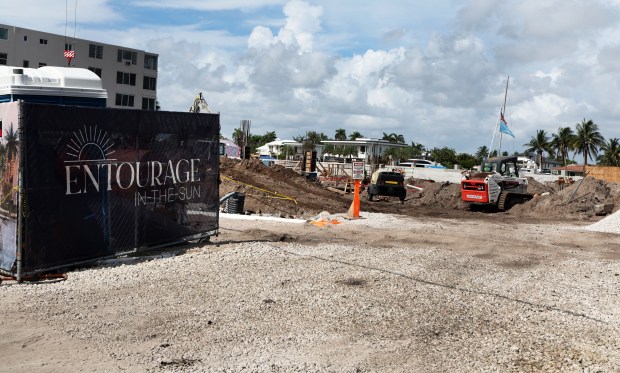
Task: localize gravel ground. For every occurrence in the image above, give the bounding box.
[1,212,619,372]
[587,209,620,234]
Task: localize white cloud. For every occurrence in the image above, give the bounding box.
[533,68,563,87]
[248,26,275,50]
[5,0,620,155]
[1,0,120,33]
[247,0,322,52]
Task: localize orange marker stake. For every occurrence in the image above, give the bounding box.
[352,179,360,218]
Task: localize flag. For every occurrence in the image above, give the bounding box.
[499,112,515,138]
[499,119,515,138]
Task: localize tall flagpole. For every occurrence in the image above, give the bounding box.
[498,76,509,155]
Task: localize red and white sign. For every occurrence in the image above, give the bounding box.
[352,161,365,180]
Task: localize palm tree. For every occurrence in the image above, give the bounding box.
[382,132,405,144]
[382,132,394,142]
[524,129,550,171]
[262,131,277,144]
[475,145,489,161]
[349,131,363,140]
[550,126,574,166]
[232,128,245,148]
[597,138,620,166]
[4,123,19,182]
[303,131,328,150]
[334,128,347,141]
[279,145,297,160]
[0,142,5,176]
[5,123,18,163]
[570,119,605,172]
[342,145,358,161]
[384,146,413,164]
[410,142,426,157]
[322,143,336,157]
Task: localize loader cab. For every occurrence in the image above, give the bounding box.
[481,156,519,177]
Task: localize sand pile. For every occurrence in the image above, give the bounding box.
[510,177,620,220]
[587,209,620,234]
[406,179,467,210]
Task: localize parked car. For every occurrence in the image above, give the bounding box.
[540,168,552,175]
[366,170,406,203]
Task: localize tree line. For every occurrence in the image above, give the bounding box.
[230,119,620,169]
[522,119,618,171]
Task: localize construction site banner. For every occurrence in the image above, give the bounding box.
[0,102,220,276]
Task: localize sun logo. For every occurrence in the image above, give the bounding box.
[65,125,116,163]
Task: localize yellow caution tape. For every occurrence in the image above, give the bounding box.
[0,186,18,205]
[221,175,297,205]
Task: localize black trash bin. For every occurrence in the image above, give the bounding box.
[225,192,245,214]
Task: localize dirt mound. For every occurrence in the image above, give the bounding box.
[219,158,620,221]
[406,178,466,210]
[525,177,557,195]
[219,158,351,218]
[510,177,620,220]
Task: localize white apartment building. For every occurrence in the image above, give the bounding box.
[321,138,409,163]
[0,24,158,110]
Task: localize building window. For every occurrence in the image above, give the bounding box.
[116,72,136,86]
[144,54,158,70]
[88,67,102,78]
[142,98,156,110]
[39,62,47,67]
[143,76,156,90]
[23,60,29,68]
[115,94,134,107]
[0,28,8,40]
[23,35,28,42]
[117,49,137,65]
[0,53,7,65]
[89,43,103,59]
[39,38,47,45]
[64,43,73,51]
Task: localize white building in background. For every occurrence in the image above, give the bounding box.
[320,138,409,163]
[256,139,304,158]
[0,24,158,110]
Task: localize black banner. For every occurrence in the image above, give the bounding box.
[15,102,220,273]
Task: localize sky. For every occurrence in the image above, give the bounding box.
[3,0,620,157]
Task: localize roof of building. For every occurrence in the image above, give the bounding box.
[321,138,408,147]
[553,164,585,172]
[0,66,107,98]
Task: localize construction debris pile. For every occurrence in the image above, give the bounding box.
[510,177,620,220]
[219,158,620,223]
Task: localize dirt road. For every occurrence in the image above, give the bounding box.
[1,211,619,372]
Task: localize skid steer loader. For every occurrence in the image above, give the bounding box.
[461,156,533,211]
